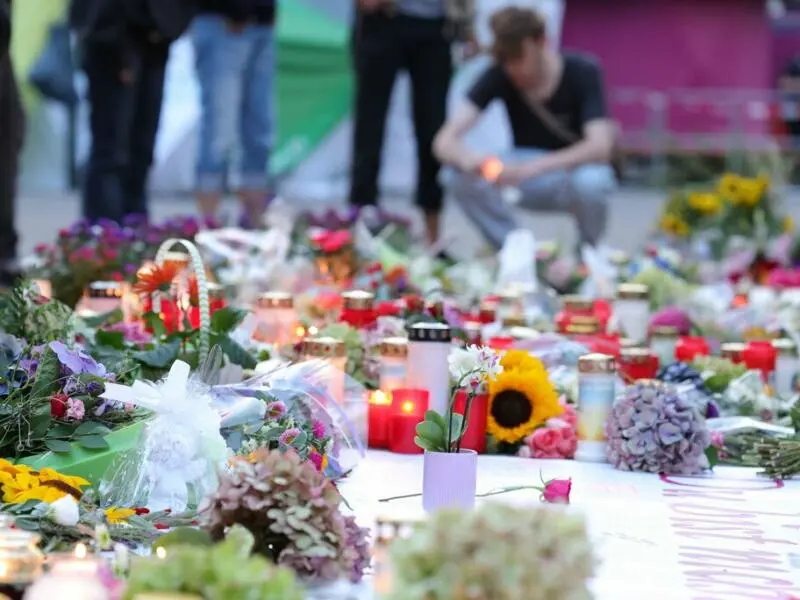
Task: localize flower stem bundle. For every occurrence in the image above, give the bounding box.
[749,436,800,479]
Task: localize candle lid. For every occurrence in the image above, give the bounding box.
[609,250,630,267]
[619,347,654,364]
[162,251,191,269]
[649,326,679,338]
[407,321,451,342]
[578,353,616,374]
[616,283,649,300]
[772,338,797,355]
[206,282,224,300]
[720,342,746,359]
[380,337,408,358]
[619,337,642,349]
[508,326,539,340]
[303,336,346,358]
[565,322,600,335]
[341,290,374,310]
[497,289,521,303]
[86,281,124,299]
[562,295,594,311]
[502,315,526,328]
[257,291,294,309]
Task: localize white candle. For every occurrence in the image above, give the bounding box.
[614,283,650,343]
[23,573,107,600]
[254,292,297,346]
[302,337,347,404]
[378,337,408,393]
[406,322,452,414]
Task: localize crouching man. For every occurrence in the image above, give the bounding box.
[433,6,617,250]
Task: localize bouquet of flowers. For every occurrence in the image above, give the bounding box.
[535,241,587,294]
[28,215,206,307]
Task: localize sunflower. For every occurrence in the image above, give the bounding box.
[487,368,563,444]
[132,263,182,295]
[687,192,722,215]
[105,507,136,524]
[500,350,546,373]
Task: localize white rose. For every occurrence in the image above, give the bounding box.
[47,495,80,527]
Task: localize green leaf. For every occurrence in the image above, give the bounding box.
[94,329,126,349]
[423,410,448,433]
[703,374,730,394]
[74,421,111,437]
[413,435,441,452]
[416,420,444,444]
[29,413,51,439]
[47,423,76,439]
[14,518,41,531]
[131,339,181,368]
[143,312,168,338]
[29,348,61,402]
[447,413,465,445]
[44,438,72,453]
[76,435,110,450]
[215,336,257,369]
[210,307,248,334]
[81,308,123,329]
[153,528,213,551]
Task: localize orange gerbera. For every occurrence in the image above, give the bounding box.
[132,263,182,295]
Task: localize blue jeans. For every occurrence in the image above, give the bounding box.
[446,148,617,249]
[192,15,275,193]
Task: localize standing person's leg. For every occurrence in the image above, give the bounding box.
[124,41,169,219]
[83,43,138,222]
[349,13,402,209]
[192,15,250,222]
[406,18,452,245]
[238,23,275,227]
[0,52,23,280]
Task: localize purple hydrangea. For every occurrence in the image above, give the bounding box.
[49,341,107,377]
[605,381,711,475]
[342,515,371,583]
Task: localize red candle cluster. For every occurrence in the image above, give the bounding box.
[388,389,429,454]
[742,340,777,382]
[367,391,392,448]
[675,336,710,362]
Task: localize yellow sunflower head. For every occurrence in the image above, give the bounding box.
[487,368,563,445]
[105,507,136,525]
[500,350,545,373]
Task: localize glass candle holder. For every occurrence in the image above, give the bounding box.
[406,322,451,415]
[720,342,746,364]
[649,326,679,367]
[675,336,710,362]
[496,290,523,321]
[501,315,526,330]
[340,290,376,329]
[618,348,659,383]
[254,292,297,346]
[742,340,777,383]
[556,296,595,334]
[388,389,429,454]
[0,530,43,586]
[161,251,191,274]
[368,390,392,449]
[302,337,347,404]
[78,281,125,317]
[463,321,482,345]
[614,283,650,343]
[378,337,408,393]
[477,302,497,325]
[772,338,798,398]
[575,353,617,463]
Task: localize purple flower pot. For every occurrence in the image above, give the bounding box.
[422,449,477,513]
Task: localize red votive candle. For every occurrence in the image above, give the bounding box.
[388,389,429,454]
[742,340,777,382]
[675,336,710,362]
[452,389,487,453]
[340,290,376,329]
[367,390,392,449]
[618,348,659,383]
[142,296,181,333]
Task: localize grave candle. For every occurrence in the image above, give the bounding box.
[368,390,392,449]
[649,326,679,366]
[772,338,798,398]
[452,389,487,453]
[302,337,347,404]
[575,353,616,463]
[555,296,596,334]
[254,292,297,346]
[674,336,710,362]
[614,283,650,343]
[0,530,43,596]
[618,348,659,383]
[340,290,376,329]
[78,281,125,317]
[388,389,428,454]
[187,282,225,329]
[378,337,408,393]
[720,342,746,364]
[742,340,777,383]
[406,322,451,414]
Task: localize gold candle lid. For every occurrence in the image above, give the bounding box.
[619,347,654,364]
[303,336,346,358]
[87,281,124,299]
[720,342,746,360]
[162,251,191,270]
[206,282,224,300]
[619,337,642,349]
[566,322,600,335]
[257,291,294,309]
[508,326,539,340]
[341,290,375,310]
[650,326,679,338]
[502,315,526,328]
[616,283,649,300]
[562,295,594,311]
[578,353,616,374]
[380,337,408,358]
[498,289,521,303]
[772,338,797,356]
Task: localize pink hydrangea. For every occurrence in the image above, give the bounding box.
[65,398,85,421]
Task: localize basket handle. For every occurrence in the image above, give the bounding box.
[153,238,211,365]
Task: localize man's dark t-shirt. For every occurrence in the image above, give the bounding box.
[466,53,607,150]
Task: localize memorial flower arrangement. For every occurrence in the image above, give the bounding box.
[535,241,588,294]
[606,380,712,474]
[29,215,206,307]
[487,350,563,451]
[517,401,578,459]
[202,448,371,583]
[387,503,595,600]
[124,525,304,600]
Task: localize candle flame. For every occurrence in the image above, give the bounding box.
[401,401,415,414]
[295,325,306,338]
[308,326,319,336]
[156,547,167,560]
[74,542,87,559]
[371,391,391,406]
[480,157,504,183]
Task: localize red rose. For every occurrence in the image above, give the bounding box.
[376,301,401,317]
[320,230,352,253]
[50,393,68,419]
[404,295,424,313]
[134,507,150,515]
[366,262,383,275]
[542,478,572,504]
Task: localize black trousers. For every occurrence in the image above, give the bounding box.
[349,12,452,214]
[0,51,22,262]
[82,40,168,223]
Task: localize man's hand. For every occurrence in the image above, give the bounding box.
[495,160,546,187]
[458,154,487,175]
[359,0,382,12]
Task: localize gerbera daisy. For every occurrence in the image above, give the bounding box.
[487,368,563,445]
[132,263,182,295]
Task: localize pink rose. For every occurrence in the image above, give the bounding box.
[559,403,578,429]
[530,427,562,459]
[555,427,577,458]
[710,431,725,449]
[542,478,572,504]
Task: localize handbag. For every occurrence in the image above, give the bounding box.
[28,22,78,106]
[523,94,625,180]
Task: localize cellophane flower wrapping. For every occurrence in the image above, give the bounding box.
[515,333,591,369]
[213,358,368,480]
[605,380,712,474]
[97,360,228,513]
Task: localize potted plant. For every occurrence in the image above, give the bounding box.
[413,345,501,512]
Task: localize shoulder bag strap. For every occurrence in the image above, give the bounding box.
[522,93,581,145]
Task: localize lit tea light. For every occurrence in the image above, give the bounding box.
[368,391,392,449]
[155,546,167,560]
[480,157,504,183]
[74,543,87,560]
[400,400,415,414]
[370,390,391,406]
